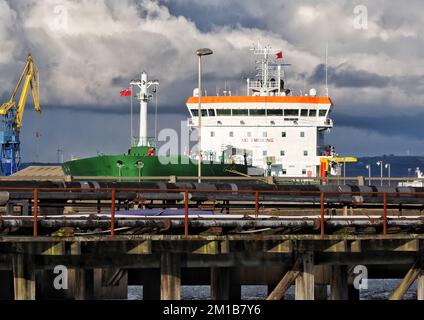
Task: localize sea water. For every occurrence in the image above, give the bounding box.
[128,280,418,300]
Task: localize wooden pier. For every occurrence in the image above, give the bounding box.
[0,234,423,300]
[0,181,424,300]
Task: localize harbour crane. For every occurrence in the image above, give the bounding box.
[0,53,41,176]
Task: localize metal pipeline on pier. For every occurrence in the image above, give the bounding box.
[0,181,424,204]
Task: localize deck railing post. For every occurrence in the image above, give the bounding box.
[111,188,116,236]
[383,192,388,235]
[33,189,38,238]
[255,191,259,218]
[184,191,189,238]
[320,192,325,238]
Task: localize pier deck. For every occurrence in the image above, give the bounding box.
[0,181,424,300]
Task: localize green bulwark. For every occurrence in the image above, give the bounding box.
[62,146,248,179]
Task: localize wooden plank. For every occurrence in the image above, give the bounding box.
[417,273,424,301]
[388,260,421,300]
[267,258,301,300]
[127,241,152,254]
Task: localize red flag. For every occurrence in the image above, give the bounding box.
[120,88,132,96]
[276,51,283,59]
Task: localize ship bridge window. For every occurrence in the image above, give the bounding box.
[301,109,308,117]
[250,109,266,116]
[319,110,327,117]
[267,109,283,116]
[309,110,317,117]
[190,109,207,116]
[232,109,249,116]
[209,109,216,116]
[284,109,299,116]
[217,109,231,116]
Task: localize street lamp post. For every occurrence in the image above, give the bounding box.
[385,163,391,186]
[196,48,213,184]
[365,164,371,186]
[377,161,383,186]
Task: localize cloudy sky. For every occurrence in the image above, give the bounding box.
[0,0,423,162]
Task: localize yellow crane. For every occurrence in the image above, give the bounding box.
[0,53,41,175]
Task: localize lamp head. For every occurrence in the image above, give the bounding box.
[196,48,213,56]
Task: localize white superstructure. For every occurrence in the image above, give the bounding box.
[186,44,334,177]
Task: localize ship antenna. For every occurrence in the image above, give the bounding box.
[154,85,158,143]
[130,84,134,146]
[325,41,329,97]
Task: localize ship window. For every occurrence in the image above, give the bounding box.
[209,109,216,116]
[304,150,308,156]
[267,109,283,116]
[302,169,307,175]
[280,150,285,156]
[217,109,231,116]
[210,131,215,137]
[309,110,317,117]
[319,110,327,117]
[250,109,266,116]
[262,132,267,138]
[191,109,198,116]
[281,132,286,137]
[263,150,268,156]
[247,131,252,137]
[284,109,299,116]
[301,109,308,117]
[232,109,249,116]
[282,169,287,175]
[201,110,208,116]
[300,131,305,138]
[229,131,234,137]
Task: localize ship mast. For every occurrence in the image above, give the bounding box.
[130,72,159,147]
[247,43,290,97]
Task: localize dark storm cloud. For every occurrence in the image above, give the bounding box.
[2,0,424,161]
[159,0,266,32]
[332,111,424,139]
[310,63,391,88]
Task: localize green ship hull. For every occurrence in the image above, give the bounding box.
[62,146,249,178]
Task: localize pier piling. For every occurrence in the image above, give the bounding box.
[160,253,181,300]
[330,265,348,300]
[295,252,315,300]
[211,267,230,300]
[12,254,35,300]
